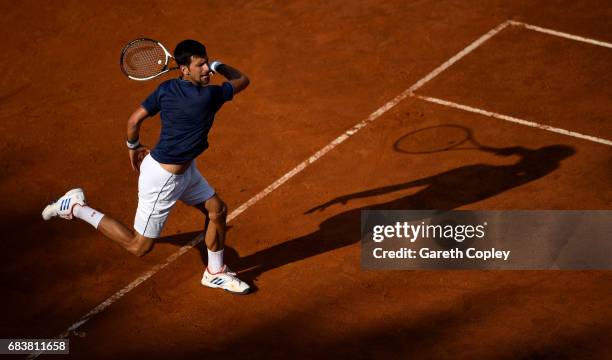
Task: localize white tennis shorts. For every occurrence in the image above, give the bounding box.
[134,154,215,238]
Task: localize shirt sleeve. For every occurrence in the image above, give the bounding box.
[141,87,160,116]
[210,82,234,111]
[221,81,234,102]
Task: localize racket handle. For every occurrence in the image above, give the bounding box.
[481,146,524,156]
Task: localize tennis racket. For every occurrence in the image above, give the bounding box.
[119,38,177,81]
[393,124,499,154]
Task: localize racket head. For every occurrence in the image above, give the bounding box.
[393,125,474,154]
[120,38,175,81]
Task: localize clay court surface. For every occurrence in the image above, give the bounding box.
[1,0,611,358]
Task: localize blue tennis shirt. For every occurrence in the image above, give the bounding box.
[141,78,234,164]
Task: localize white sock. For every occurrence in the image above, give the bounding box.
[207,248,224,273]
[73,205,105,229]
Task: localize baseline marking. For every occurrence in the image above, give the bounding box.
[413,94,612,146]
[509,20,612,49]
[411,20,612,146]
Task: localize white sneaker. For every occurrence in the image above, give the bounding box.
[201,265,250,295]
[42,188,86,220]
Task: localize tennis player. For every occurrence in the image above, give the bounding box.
[42,39,250,294]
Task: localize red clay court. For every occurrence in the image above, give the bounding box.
[1,1,610,358]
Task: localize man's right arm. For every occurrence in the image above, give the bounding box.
[127,106,149,144]
[126,106,150,173]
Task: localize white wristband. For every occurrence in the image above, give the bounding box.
[210,60,223,73]
[126,139,140,149]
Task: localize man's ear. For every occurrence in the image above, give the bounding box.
[180,64,190,76]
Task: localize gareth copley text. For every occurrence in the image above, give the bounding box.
[372,221,487,242]
[373,247,511,261]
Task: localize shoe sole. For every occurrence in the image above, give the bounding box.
[201,280,250,295]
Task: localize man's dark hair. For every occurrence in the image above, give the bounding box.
[173,40,207,67]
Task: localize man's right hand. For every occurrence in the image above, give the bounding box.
[129,146,150,174]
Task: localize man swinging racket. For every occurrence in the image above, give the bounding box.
[42,39,251,294]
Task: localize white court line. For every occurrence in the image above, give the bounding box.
[410,20,612,146]
[409,20,511,92]
[413,94,612,146]
[509,20,612,49]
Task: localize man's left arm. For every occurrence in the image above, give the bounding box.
[210,61,250,95]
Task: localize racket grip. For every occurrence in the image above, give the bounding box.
[210,61,223,73]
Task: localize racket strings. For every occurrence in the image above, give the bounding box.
[121,41,167,79]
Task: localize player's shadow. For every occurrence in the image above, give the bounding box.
[233,143,575,282]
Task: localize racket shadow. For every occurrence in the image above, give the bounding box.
[236,143,575,282]
[394,124,499,155]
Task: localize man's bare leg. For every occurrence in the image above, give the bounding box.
[194,194,227,272]
[41,188,153,257]
[195,194,227,250]
[195,193,249,294]
[96,215,153,257]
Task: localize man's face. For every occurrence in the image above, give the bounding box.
[183,55,211,85]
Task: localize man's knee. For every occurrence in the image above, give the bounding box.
[207,197,227,226]
[208,203,227,226]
